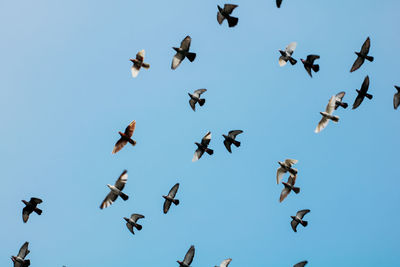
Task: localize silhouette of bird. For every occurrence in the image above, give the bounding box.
[315,95,339,133]
[124,213,144,235]
[22,198,42,223]
[100,170,129,209]
[163,183,180,214]
[334,91,348,110]
[188,89,207,111]
[279,42,297,66]
[294,261,308,267]
[350,37,374,72]
[130,50,150,78]
[352,76,373,109]
[193,132,214,162]
[223,130,243,153]
[177,245,195,267]
[393,86,400,110]
[276,0,282,8]
[291,209,310,232]
[301,55,320,77]
[11,241,30,267]
[215,258,232,267]
[172,36,196,70]
[112,120,136,154]
[277,159,298,184]
[217,4,239,27]
[280,175,300,203]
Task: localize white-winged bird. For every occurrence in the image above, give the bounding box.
[301,55,320,77]
[291,209,310,232]
[11,241,30,267]
[192,132,214,162]
[112,120,136,154]
[280,175,300,203]
[334,91,348,110]
[189,89,207,111]
[124,213,144,235]
[217,4,239,27]
[352,76,373,109]
[277,159,298,184]
[279,42,297,66]
[22,198,42,223]
[315,95,339,133]
[215,258,232,267]
[393,86,400,110]
[350,37,373,72]
[172,36,196,70]
[294,261,308,267]
[223,130,243,153]
[100,170,129,209]
[163,183,180,214]
[130,50,150,78]
[177,245,195,267]
[276,0,282,8]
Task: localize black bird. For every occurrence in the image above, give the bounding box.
[188,89,207,111]
[11,241,30,267]
[352,76,373,109]
[222,130,243,153]
[172,36,196,70]
[124,214,145,235]
[350,37,374,72]
[294,261,308,267]
[393,86,400,110]
[276,0,282,8]
[300,55,320,77]
[279,42,297,66]
[192,132,213,162]
[334,91,348,110]
[22,198,42,223]
[217,4,239,27]
[177,245,195,267]
[163,183,180,214]
[279,175,300,203]
[291,209,310,232]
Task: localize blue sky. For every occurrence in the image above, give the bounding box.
[1,0,399,266]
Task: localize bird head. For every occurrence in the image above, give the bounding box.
[300,58,305,63]
[162,195,168,200]
[356,89,360,93]
[217,5,223,12]
[123,217,129,222]
[118,131,124,136]
[291,216,296,220]
[21,200,28,205]
[279,50,286,56]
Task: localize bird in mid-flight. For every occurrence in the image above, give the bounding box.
[177,245,195,267]
[22,197,42,223]
[172,36,196,70]
[163,183,180,214]
[352,76,373,109]
[301,55,320,77]
[334,91,348,110]
[188,89,207,111]
[280,175,300,203]
[112,120,137,154]
[130,50,150,78]
[192,131,214,162]
[277,159,298,184]
[315,95,339,133]
[279,42,297,66]
[291,209,310,232]
[215,258,232,267]
[393,86,400,110]
[100,170,129,209]
[350,37,374,72]
[11,241,30,267]
[223,130,243,153]
[124,213,145,235]
[294,261,308,267]
[217,4,239,27]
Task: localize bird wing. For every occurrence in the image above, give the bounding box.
[294,261,308,267]
[223,139,232,153]
[22,208,30,223]
[217,11,225,24]
[30,197,42,204]
[112,138,128,154]
[131,65,140,78]
[394,92,400,110]
[100,191,118,209]
[183,245,195,265]
[350,56,364,72]
[315,116,329,133]
[279,56,287,66]
[279,186,291,203]
[223,4,238,14]
[168,183,180,198]
[136,49,145,61]
[201,131,212,146]
[360,75,370,94]
[335,91,345,101]
[325,95,336,115]
[360,37,370,55]
[306,54,320,63]
[220,258,232,267]
[352,94,364,110]
[163,199,172,214]
[296,209,310,219]
[180,36,192,51]
[304,65,312,77]
[276,167,286,184]
[172,52,184,70]
[228,130,243,138]
[130,213,144,222]
[126,222,135,234]
[17,242,29,258]
[124,120,136,137]
[193,88,207,98]
[192,148,204,162]
[291,219,299,232]
[276,0,282,8]
[189,99,196,111]
[285,159,298,165]
[115,170,128,190]
[286,42,297,55]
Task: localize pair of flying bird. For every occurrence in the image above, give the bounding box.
[279,42,320,77]
[277,159,300,203]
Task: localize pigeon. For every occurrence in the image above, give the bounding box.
[223,130,243,153]
[192,131,214,162]
[276,0,282,8]
[189,89,207,111]
[11,241,30,267]
[22,198,42,223]
[124,213,144,235]
[163,183,180,214]
[172,36,196,70]
[352,76,373,109]
[300,55,320,77]
[112,120,137,154]
[393,86,400,110]
[315,95,339,133]
[215,258,232,267]
[177,245,195,267]
[100,170,129,209]
[277,159,298,184]
[334,91,348,110]
[291,209,310,232]
[350,37,374,72]
[279,42,297,66]
[217,4,239,27]
[294,261,308,267]
[130,50,150,78]
[279,175,300,203]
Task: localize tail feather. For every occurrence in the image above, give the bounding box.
[198,98,206,106]
[331,116,339,122]
[366,93,373,100]
[120,192,129,201]
[365,55,374,62]
[232,140,241,147]
[206,148,214,155]
[301,220,308,227]
[173,199,180,205]
[135,224,142,231]
[312,64,320,72]
[141,63,150,69]
[341,102,348,109]
[227,16,238,27]
[186,52,196,62]
[289,57,297,65]
[292,187,300,194]
[34,208,42,215]
[129,139,137,146]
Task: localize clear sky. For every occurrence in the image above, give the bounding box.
[1,0,399,266]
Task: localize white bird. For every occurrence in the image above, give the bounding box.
[130,50,150,78]
[215,258,232,267]
[100,170,129,209]
[315,95,339,133]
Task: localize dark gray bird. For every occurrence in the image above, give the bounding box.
[276,0,282,8]
[22,198,42,223]
[300,55,320,77]
[294,261,308,267]
[163,183,180,214]
[177,245,195,267]
[217,4,239,27]
[188,89,207,111]
[124,213,144,235]
[100,170,129,209]
[277,159,298,184]
[112,120,136,154]
[352,76,373,109]
[394,86,400,110]
[11,242,30,267]
[223,130,243,153]
[334,91,348,110]
[279,175,300,203]
[172,36,196,70]
[130,50,150,78]
[350,37,374,72]
[279,42,297,66]
[192,131,213,162]
[291,209,310,232]
[215,258,232,267]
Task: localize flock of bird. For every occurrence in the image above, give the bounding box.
[10,1,399,267]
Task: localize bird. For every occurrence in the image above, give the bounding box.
[315,95,339,133]
[130,50,150,78]
[352,76,373,109]
[350,37,374,72]
[334,91,348,110]
[11,241,30,267]
[188,89,207,111]
[294,261,308,267]
[163,183,180,214]
[393,86,400,110]
[279,42,297,66]
[276,159,298,184]
[192,131,214,162]
[300,55,320,77]
[223,130,243,153]
[290,209,310,232]
[172,36,196,70]
[276,0,282,8]
[21,198,42,223]
[124,213,144,235]
[215,258,232,267]
[217,4,239,27]
[112,120,137,154]
[100,170,129,209]
[177,245,195,267]
[279,174,300,203]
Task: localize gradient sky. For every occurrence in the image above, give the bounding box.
[1,0,400,266]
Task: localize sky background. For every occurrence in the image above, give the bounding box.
[0,0,399,266]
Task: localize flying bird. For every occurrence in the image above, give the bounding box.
[163,183,180,214]
[22,198,42,223]
[112,120,137,154]
[124,213,144,235]
[188,89,207,111]
[279,175,300,203]
[279,42,297,66]
[301,55,320,77]
[393,86,400,110]
[350,37,374,72]
[130,50,150,78]
[352,76,373,109]
[100,170,129,209]
[177,245,195,267]
[315,95,339,133]
[334,91,348,110]
[294,261,308,267]
[11,241,30,267]
[172,36,196,70]
[291,209,310,232]
[277,159,298,184]
[276,0,282,8]
[215,258,232,267]
[192,131,214,162]
[223,130,243,153]
[217,4,239,27]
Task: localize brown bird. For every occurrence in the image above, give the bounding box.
[130,50,150,78]
[350,37,374,72]
[112,120,136,154]
[22,198,42,223]
[279,175,300,203]
[352,76,373,109]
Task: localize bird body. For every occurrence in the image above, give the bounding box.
[217,4,239,27]
[291,209,310,232]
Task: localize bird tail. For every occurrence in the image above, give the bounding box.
[312,64,320,72]
[365,55,374,62]
[289,168,298,175]
[365,93,373,100]
[206,148,214,155]
[34,208,42,215]
[301,220,308,227]
[232,140,241,147]
[23,260,31,267]
[289,57,297,65]
[198,98,206,106]
[128,139,137,146]
[135,224,142,231]
[142,63,150,69]
[173,199,180,205]
[120,192,129,201]
[331,115,340,123]
[292,187,300,194]
[186,52,196,62]
[340,102,348,109]
[227,16,238,27]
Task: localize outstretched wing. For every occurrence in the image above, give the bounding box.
[315,116,329,133]
[22,207,30,223]
[168,183,180,198]
[279,186,291,203]
[112,138,128,154]
[172,52,184,70]
[394,92,400,110]
[296,209,310,219]
[350,56,364,72]
[163,199,172,214]
[228,130,243,138]
[335,91,345,101]
[124,120,136,137]
[100,191,118,209]
[306,54,320,63]
[180,36,192,51]
[192,148,204,162]
[276,0,282,8]
[183,245,195,265]
[325,95,336,115]
[360,75,370,94]
[360,37,371,55]
[115,170,128,190]
[286,42,297,55]
[30,198,42,204]
[291,219,299,232]
[294,261,308,267]
[223,4,238,14]
[276,167,286,184]
[223,139,232,153]
[220,258,232,267]
[193,88,207,98]
[17,242,29,259]
[285,159,298,165]
[126,222,135,234]
[189,99,196,111]
[201,131,212,146]
[130,213,145,222]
